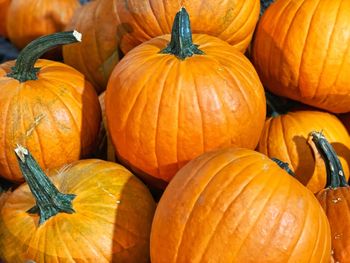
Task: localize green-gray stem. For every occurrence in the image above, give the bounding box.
[309,131,348,188]
[271,157,295,176]
[15,145,76,225]
[160,7,204,60]
[7,30,82,82]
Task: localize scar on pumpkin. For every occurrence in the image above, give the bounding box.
[25,113,46,137]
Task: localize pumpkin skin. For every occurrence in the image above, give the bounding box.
[0,58,101,182]
[150,147,332,263]
[63,0,122,93]
[6,0,80,50]
[117,0,260,54]
[0,158,156,262]
[0,0,10,37]
[106,34,266,189]
[258,110,350,193]
[252,0,350,113]
[63,0,260,93]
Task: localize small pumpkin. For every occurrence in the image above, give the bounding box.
[0,0,10,37]
[0,31,101,182]
[0,145,156,262]
[105,8,266,189]
[150,147,331,262]
[311,131,350,263]
[258,93,350,193]
[252,0,350,113]
[6,0,80,50]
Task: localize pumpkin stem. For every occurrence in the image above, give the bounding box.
[14,145,76,225]
[271,157,295,176]
[7,30,82,82]
[308,131,348,189]
[160,7,204,60]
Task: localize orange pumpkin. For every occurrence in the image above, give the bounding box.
[0,145,156,262]
[105,8,266,189]
[252,0,350,113]
[6,0,80,50]
[150,147,332,262]
[0,0,10,37]
[63,0,260,93]
[0,31,101,182]
[258,98,350,193]
[310,131,350,263]
[63,0,122,93]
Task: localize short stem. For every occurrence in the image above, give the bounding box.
[14,145,76,225]
[160,7,204,60]
[271,157,295,176]
[7,30,82,82]
[309,131,348,188]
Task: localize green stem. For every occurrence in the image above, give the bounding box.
[160,7,204,60]
[14,145,76,225]
[271,157,295,176]
[309,131,348,188]
[7,30,82,82]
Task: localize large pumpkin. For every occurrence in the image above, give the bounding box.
[150,147,331,263]
[0,0,10,37]
[252,0,350,113]
[6,0,80,50]
[0,31,101,182]
[258,102,350,193]
[0,145,156,262]
[63,0,260,93]
[105,8,266,189]
[311,131,350,263]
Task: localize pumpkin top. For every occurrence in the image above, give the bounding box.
[7,30,81,82]
[309,131,348,189]
[160,7,204,60]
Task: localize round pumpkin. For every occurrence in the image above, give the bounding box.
[0,31,101,182]
[63,0,260,93]
[0,145,156,262]
[310,131,350,263]
[258,108,350,193]
[6,0,80,50]
[252,0,350,113]
[105,8,266,189]
[0,0,10,37]
[150,147,332,263]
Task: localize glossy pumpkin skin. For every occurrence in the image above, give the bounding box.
[117,0,260,53]
[0,0,10,37]
[105,34,266,189]
[63,0,260,93]
[0,59,101,182]
[63,0,122,93]
[6,0,80,49]
[0,159,156,262]
[150,148,331,263]
[258,110,350,193]
[252,0,350,113]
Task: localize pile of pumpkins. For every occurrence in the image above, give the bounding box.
[1,0,350,262]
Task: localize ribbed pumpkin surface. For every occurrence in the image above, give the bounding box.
[252,0,350,113]
[151,148,331,263]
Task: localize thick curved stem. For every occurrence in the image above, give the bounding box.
[15,145,76,225]
[7,30,81,82]
[271,157,295,176]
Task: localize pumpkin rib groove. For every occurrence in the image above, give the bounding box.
[279,0,308,93]
[229,170,285,260]
[149,0,167,33]
[196,160,275,262]
[173,154,255,262]
[297,0,323,98]
[286,187,310,260]
[175,63,183,172]
[92,0,105,73]
[313,0,342,101]
[317,209,330,263]
[279,115,294,166]
[334,26,350,89]
[306,201,323,263]
[216,0,245,38]
[154,59,177,174]
[52,218,76,261]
